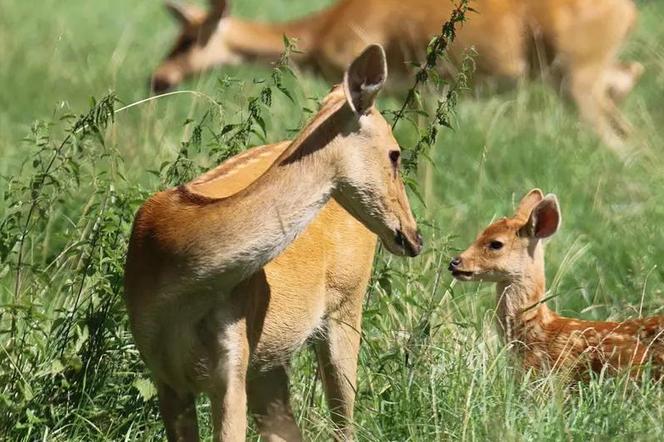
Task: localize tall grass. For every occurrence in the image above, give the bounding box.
[2,0,664,440]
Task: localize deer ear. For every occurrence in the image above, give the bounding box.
[343,44,388,115]
[165,2,202,25]
[208,0,230,22]
[515,188,544,221]
[523,194,561,239]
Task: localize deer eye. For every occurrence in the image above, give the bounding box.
[488,240,504,250]
[169,35,197,57]
[389,150,400,166]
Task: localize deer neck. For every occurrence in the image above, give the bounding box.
[187,102,354,286]
[494,242,556,344]
[222,15,321,63]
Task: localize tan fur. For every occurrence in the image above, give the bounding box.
[152,0,643,149]
[125,45,421,441]
[450,189,664,381]
[189,141,291,198]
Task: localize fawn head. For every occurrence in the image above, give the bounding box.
[330,44,422,257]
[150,0,237,93]
[449,189,561,282]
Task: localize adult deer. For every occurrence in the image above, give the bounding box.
[150,0,643,150]
[449,189,664,381]
[125,45,422,441]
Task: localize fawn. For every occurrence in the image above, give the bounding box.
[125,45,422,441]
[151,0,643,149]
[449,189,664,380]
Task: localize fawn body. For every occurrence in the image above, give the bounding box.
[152,0,643,148]
[449,189,664,380]
[125,45,422,441]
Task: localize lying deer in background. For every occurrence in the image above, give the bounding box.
[449,189,664,380]
[125,45,423,441]
[151,0,643,149]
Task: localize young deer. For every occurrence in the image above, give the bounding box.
[449,189,664,381]
[125,45,423,441]
[151,0,643,149]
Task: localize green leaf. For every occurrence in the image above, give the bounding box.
[22,382,33,402]
[133,378,157,402]
[50,359,65,376]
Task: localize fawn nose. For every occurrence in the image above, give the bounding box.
[448,257,462,271]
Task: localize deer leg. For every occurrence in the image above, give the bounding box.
[606,61,644,104]
[551,0,638,151]
[315,306,363,441]
[209,321,250,442]
[247,364,302,442]
[567,63,629,151]
[157,381,199,442]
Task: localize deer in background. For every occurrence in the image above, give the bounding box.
[449,189,664,381]
[125,45,423,441]
[151,0,643,150]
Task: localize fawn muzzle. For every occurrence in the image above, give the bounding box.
[448,257,462,271]
[448,256,474,280]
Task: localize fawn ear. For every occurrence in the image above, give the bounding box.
[165,2,203,25]
[207,0,230,22]
[343,45,388,115]
[515,188,544,221]
[523,194,561,239]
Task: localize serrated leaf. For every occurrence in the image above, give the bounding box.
[22,382,33,401]
[133,378,157,401]
[50,359,65,376]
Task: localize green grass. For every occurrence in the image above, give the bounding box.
[2,0,664,440]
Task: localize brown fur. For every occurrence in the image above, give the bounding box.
[125,45,421,441]
[450,189,664,381]
[153,0,643,149]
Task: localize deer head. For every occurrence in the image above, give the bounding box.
[150,0,239,93]
[329,44,422,257]
[448,189,561,282]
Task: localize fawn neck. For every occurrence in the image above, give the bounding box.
[494,242,556,342]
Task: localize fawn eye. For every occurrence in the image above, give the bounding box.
[389,150,400,166]
[488,240,504,250]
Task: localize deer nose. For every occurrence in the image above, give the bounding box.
[396,228,423,257]
[448,257,462,271]
[150,76,173,94]
[408,230,424,257]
